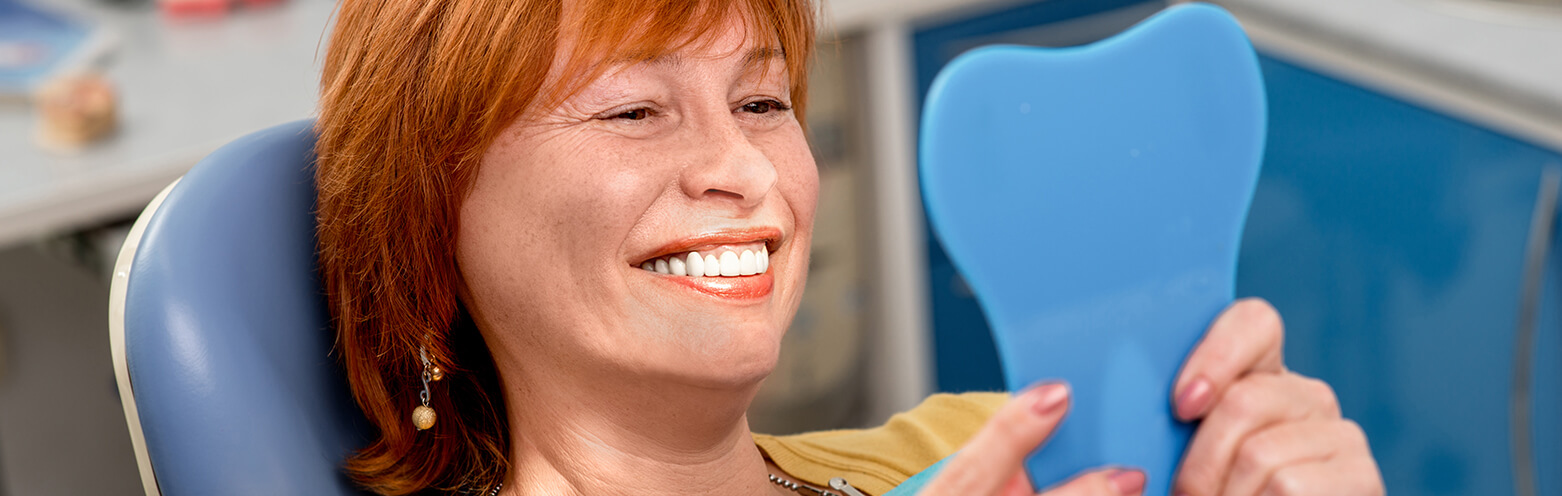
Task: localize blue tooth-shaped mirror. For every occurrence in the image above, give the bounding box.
[917,3,1265,494]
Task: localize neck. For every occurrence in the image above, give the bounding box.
[495,359,785,496]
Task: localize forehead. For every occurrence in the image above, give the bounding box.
[527,0,799,114]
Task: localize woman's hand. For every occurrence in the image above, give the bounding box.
[1171,298,1384,496]
[920,383,1148,496]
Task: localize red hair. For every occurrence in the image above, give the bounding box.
[314,0,816,493]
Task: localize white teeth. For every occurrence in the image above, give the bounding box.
[644,247,773,278]
[687,252,704,277]
[739,250,757,275]
[719,252,740,276]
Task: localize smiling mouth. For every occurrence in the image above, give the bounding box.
[637,245,769,277]
[631,228,781,299]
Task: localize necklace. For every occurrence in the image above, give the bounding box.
[475,472,860,495]
[768,474,868,496]
[457,481,502,496]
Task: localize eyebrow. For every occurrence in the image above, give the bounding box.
[642,47,784,72]
[742,47,785,68]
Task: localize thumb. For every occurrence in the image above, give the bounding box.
[920,382,1071,495]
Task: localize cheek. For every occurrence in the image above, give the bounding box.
[770,128,820,231]
[475,132,664,248]
[788,160,820,226]
[758,125,819,315]
[457,130,670,321]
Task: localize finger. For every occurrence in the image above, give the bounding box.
[1221,419,1366,496]
[921,383,1071,495]
[999,470,1035,496]
[1176,374,1340,496]
[1039,468,1147,496]
[1174,298,1287,421]
[1260,453,1384,496]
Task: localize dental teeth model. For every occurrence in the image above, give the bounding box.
[639,246,769,277]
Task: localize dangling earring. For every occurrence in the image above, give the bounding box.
[413,345,444,431]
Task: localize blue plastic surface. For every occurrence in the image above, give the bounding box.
[918,4,1265,493]
[881,455,951,496]
[915,0,1161,398]
[124,119,371,495]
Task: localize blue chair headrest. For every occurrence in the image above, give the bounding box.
[113,119,371,495]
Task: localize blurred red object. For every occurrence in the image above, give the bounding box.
[158,0,230,18]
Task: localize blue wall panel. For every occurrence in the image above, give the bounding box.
[1240,54,1561,495]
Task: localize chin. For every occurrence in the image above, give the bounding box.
[658,331,783,390]
[717,348,781,387]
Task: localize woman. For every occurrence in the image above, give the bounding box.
[313,0,1384,494]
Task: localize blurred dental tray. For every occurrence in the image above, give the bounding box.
[916,3,1265,494]
[0,0,114,100]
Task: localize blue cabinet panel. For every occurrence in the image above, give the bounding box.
[1239,55,1560,495]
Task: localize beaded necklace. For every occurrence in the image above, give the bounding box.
[768,474,869,496]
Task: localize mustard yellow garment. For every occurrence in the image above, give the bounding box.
[753,392,1009,496]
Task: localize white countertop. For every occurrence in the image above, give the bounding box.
[1224,0,1562,107]
[1212,0,1562,149]
[0,0,332,247]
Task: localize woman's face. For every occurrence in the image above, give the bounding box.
[457,17,817,390]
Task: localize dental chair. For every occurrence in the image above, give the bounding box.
[109,119,371,496]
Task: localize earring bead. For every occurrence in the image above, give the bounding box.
[413,405,437,430]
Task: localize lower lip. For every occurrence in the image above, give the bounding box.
[658,271,775,300]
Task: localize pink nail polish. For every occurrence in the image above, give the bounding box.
[1108,469,1146,495]
[1031,383,1069,415]
[1175,377,1211,420]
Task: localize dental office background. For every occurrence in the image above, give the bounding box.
[2,0,1561,494]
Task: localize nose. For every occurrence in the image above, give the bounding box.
[678,113,778,210]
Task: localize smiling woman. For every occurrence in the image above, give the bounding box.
[315,0,813,493]
[315,0,1384,495]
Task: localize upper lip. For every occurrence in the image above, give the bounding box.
[632,226,783,266]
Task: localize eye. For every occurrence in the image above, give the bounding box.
[740,99,791,115]
[611,108,653,121]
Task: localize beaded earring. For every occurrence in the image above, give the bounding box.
[413,345,444,431]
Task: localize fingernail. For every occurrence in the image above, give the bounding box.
[1030,383,1069,415]
[1108,469,1146,495]
[1175,377,1211,420]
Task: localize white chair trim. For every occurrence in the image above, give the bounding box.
[109,178,181,496]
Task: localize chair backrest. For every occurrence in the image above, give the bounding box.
[916,3,1265,494]
[109,119,370,496]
